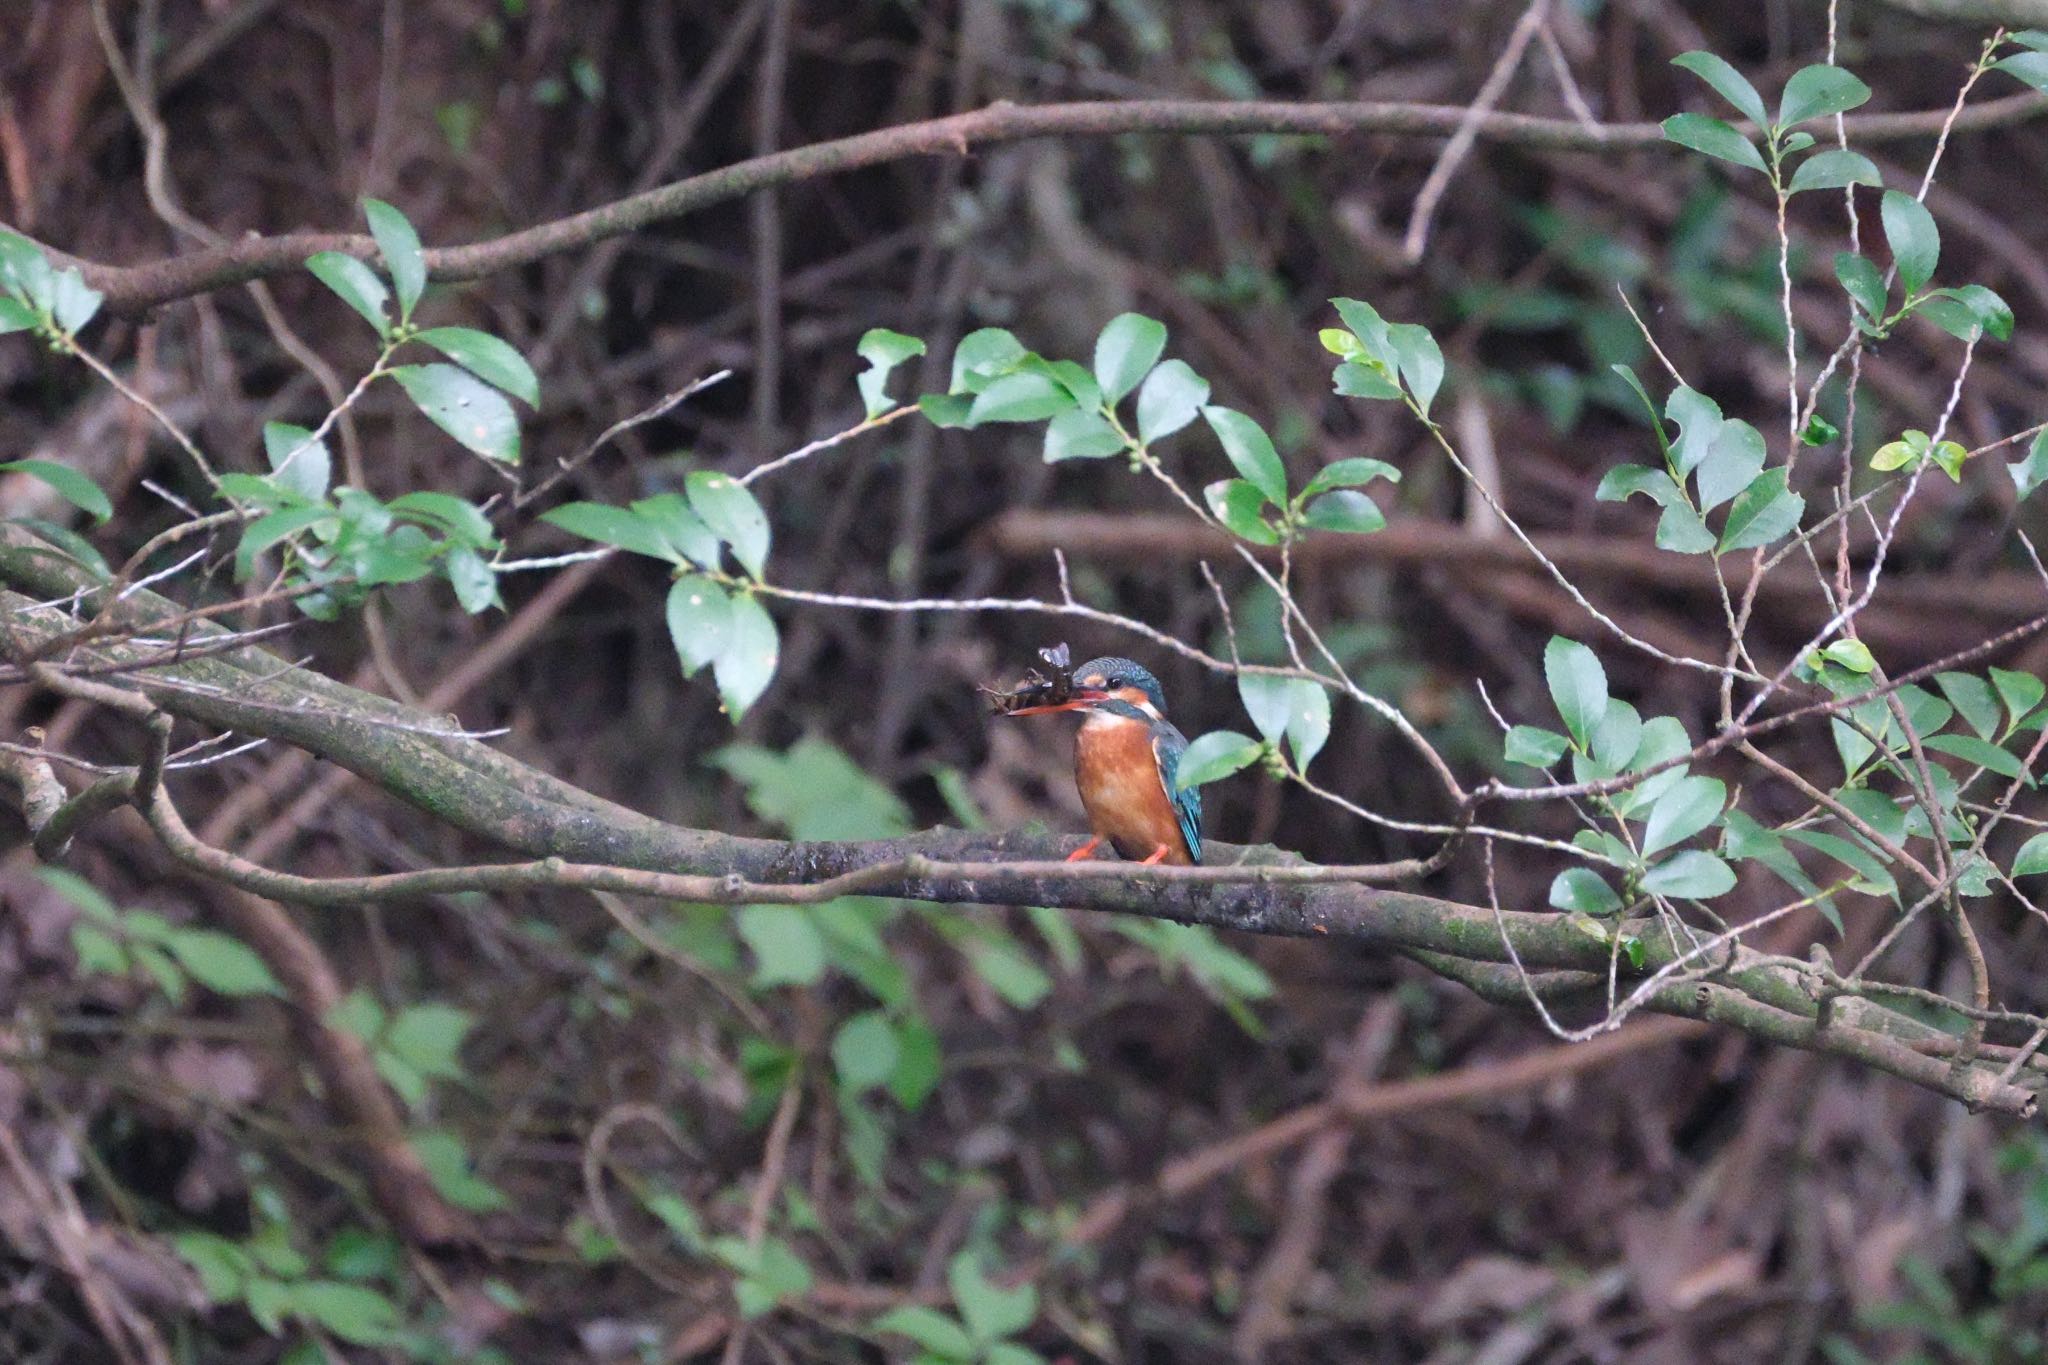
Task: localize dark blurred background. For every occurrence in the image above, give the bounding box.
[7,0,2048,1360]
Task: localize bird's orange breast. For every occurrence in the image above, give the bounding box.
[1074,716,1193,864]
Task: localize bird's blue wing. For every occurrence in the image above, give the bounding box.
[1153,725,1203,864]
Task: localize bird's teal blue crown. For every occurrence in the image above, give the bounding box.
[1073,656,1167,712]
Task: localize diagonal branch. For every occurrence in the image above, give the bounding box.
[18,92,2044,315]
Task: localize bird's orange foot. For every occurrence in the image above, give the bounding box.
[1140,844,1171,865]
[1065,835,1104,862]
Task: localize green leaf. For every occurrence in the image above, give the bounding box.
[964,936,1053,1009]
[291,1280,402,1346]
[918,392,975,427]
[71,924,129,976]
[1238,674,1292,742]
[1777,64,1871,128]
[1543,636,1607,749]
[630,493,721,567]
[1881,190,1940,295]
[0,459,112,523]
[306,251,391,335]
[1641,850,1737,899]
[873,1306,977,1358]
[1696,419,1766,513]
[1505,725,1570,768]
[413,1130,510,1212]
[1822,639,1876,674]
[666,577,731,678]
[713,592,778,719]
[949,1252,1037,1343]
[1834,252,1887,319]
[386,1003,474,1079]
[1665,386,1723,478]
[1202,406,1287,503]
[391,363,520,462]
[738,905,825,986]
[387,491,494,548]
[1991,667,2045,734]
[1788,148,1881,195]
[1331,359,1403,400]
[1285,681,1331,773]
[1924,733,2031,784]
[1661,113,1768,173]
[887,1019,942,1110]
[1801,414,1840,446]
[1642,775,1727,856]
[2011,430,2048,499]
[1135,359,1209,444]
[410,327,539,407]
[1302,457,1400,497]
[1549,867,1622,914]
[1783,827,1897,897]
[444,546,499,613]
[831,1011,901,1094]
[1204,478,1279,545]
[1937,671,2001,740]
[0,297,37,332]
[685,470,771,579]
[0,230,54,308]
[49,269,102,333]
[1299,489,1385,534]
[949,328,1027,393]
[1717,468,1803,552]
[540,502,674,561]
[235,506,335,580]
[1387,322,1445,415]
[2013,832,2048,876]
[164,929,283,997]
[1043,408,1126,462]
[1591,698,1644,773]
[1993,50,2048,93]
[1331,297,1393,361]
[1093,312,1167,404]
[1175,730,1262,790]
[1671,51,1768,126]
[855,327,925,418]
[1596,464,1682,506]
[967,371,1069,426]
[260,422,332,501]
[361,198,424,321]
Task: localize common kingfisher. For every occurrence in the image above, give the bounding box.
[1004,656,1203,866]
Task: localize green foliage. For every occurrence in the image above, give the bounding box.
[0,459,112,523]
[326,991,486,1115]
[1827,1136,2048,1362]
[1599,372,1801,555]
[48,868,281,1004]
[544,474,781,717]
[0,228,103,341]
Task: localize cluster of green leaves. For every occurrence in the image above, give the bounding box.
[228,447,505,617]
[1826,1135,2048,1364]
[1175,670,1331,793]
[219,198,542,617]
[541,470,778,716]
[0,227,103,345]
[307,199,539,463]
[872,1252,1044,1365]
[46,868,282,1003]
[1662,52,1882,195]
[1836,190,2011,349]
[860,311,1401,548]
[1598,372,1803,556]
[1507,641,1733,929]
[174,1208,404,1351]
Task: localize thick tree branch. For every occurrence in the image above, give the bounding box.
[0,526,2036,1119]
[18,93,2043,315]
